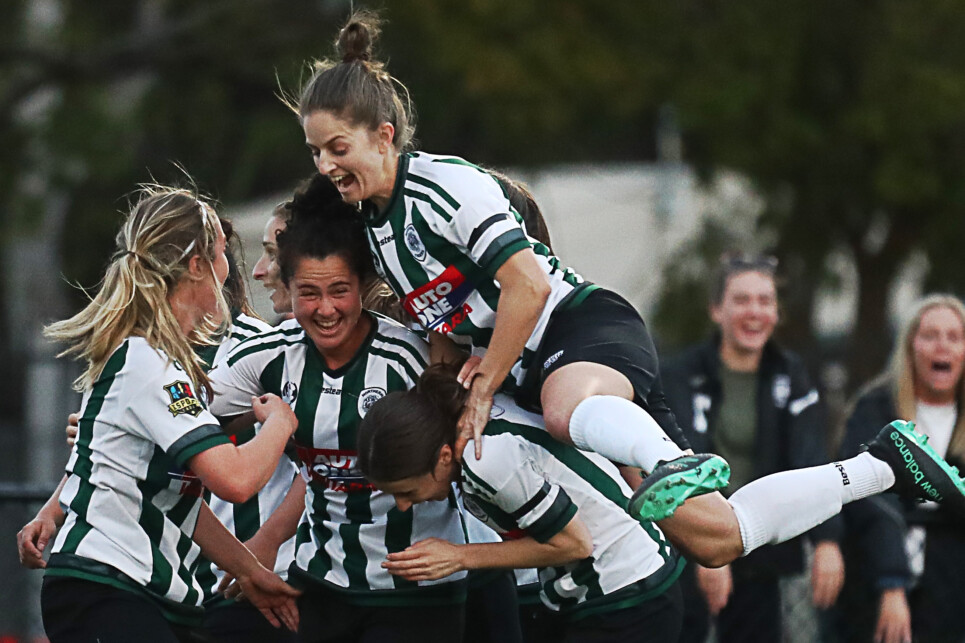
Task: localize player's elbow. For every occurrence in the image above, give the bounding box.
[206,479,256,505]
[571,533,594,561]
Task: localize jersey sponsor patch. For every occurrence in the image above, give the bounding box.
[295,446,376,493]
[404,224,427,262]
[357,386,386,417]
[402,265,474,333]
[168,467,204,498]
[164,380,204,418]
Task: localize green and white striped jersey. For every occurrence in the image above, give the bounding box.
[46,337,231,625]
[362,152,591,394]
[209,313,468,606]
[196,312,299,602]
[460,394,683,618]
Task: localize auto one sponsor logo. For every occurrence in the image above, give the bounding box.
[403,265,474,333]
[295,446,376,493]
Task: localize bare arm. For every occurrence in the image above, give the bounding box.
[194,502,300,630]
[382,511,592,582]
[457,250,551,459]
[190,394,296,504]
[17,474,69,569]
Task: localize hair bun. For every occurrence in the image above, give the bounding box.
[336,10,382,63]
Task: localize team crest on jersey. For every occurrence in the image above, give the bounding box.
[402,265,474,333]
[164,381,203,418]
[282,381,298,404]
[463,494,489,523]
[358,386,387,417]
[404,224,427,262]
[772,374,791,408]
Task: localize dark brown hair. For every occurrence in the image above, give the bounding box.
[357,362,468,482]
[489,171,554,252]
[276,174,375,285]
[294,10,416,152]
[709,251,778,306]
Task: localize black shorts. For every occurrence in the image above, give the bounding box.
[41,576,210,643]
[204,599,297,643]
[296,583,465,643]
[563,581,683,643]
[519,288,690,450]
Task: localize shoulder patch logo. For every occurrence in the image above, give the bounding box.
[282,381,298,405]
[404,224,427,262]
[164,380,203,418]
[357,386,387,417]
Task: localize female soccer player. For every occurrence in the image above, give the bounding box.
[34,185,300,642]
[208,175,470,643]
[289,12,965,554]
[292,11,703,524]
[358,364,686,642]
[357,362,965,642]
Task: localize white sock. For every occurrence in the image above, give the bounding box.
[567,395,684,472]
[729,452,896,556]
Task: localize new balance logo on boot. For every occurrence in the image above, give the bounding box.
[866,420,965,514]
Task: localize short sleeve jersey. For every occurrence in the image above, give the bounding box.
[47,337,231,625]
[362,153,590,394]
[195,312,299,600]
[209,313,468,606]
[459,394,684,618]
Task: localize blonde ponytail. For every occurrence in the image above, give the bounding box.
[45,185,229,399]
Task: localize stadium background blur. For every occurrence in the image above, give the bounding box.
[3,1,964,640]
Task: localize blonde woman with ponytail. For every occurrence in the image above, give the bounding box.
[22,185,300,643]
[836,294,965,643]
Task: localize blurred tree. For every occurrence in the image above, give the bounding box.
[649,0,965,391]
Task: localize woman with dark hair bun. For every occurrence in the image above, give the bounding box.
[294,7,965,606]
[293,10,715,522]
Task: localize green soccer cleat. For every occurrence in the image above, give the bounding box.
[627,454,731,522]
[865,420,965,514]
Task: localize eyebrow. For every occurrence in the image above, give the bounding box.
[307,134,346,149]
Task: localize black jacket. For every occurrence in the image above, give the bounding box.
[662,335,842,577]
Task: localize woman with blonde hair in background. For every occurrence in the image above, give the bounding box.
[21,185,300,642]
[835,294,965,643]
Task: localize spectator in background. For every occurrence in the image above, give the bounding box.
[835,294,965,643]
[662,252,844,643]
